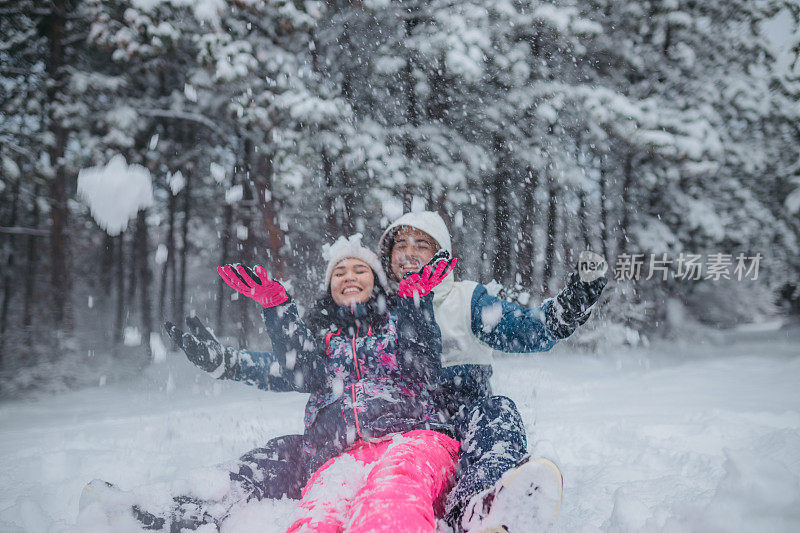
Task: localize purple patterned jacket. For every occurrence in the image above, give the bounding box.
[262,293,450,474]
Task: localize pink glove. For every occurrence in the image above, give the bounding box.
[217,264,289,309]
[398,258,457,298]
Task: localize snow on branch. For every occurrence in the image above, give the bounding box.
[138,108,227,137]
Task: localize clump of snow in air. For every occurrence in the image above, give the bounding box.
[150,333,167,363]
[155,244,168,265]
[123,326,141,346]
[2,156,20,180]
[77,155,154,236]
[225,184,243,204]
[410,196,427,213]
[210,162,226,183]
[483,279,503,297]
[168,170,186,195]
[381,197,404,222]
[184,83,198,102]
[786,178,800,214]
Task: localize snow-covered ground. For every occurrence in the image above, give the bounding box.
[1,324,799,532]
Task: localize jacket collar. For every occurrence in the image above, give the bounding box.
[432,271,455,304]
[334,301,383,331]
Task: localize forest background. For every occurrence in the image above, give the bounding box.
[1,0,799,396]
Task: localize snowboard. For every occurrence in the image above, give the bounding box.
[463,457,563,533]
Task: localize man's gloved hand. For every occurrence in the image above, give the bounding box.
[399,257,458,297]
[545,251,608,339]
[401,249,451,281]
[164,316,239,379]
[217,264,289,309]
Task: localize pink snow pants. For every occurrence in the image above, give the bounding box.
[286,430,460,533]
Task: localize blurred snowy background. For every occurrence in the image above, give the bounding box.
[1,0,799,392]
[1,1,799,531]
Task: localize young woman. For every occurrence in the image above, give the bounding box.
[218,234,458,532]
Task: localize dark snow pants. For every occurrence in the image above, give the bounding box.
[222,398,526,529]
[228,396,526,525]
[444,395,528,525]
[163,434,308,528]
[228,433,307,501]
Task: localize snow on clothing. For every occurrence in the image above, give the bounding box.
[227,277,565,527]
[379,211,563,364]
[229,434,306,501]
[176,212,597,529]
[378,210,571,526]
[260,292,451,476]
[287,430,459,533]
[445,395,528,522]
[256,278,459,532]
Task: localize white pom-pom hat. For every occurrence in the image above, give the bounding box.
[322,234,389,291]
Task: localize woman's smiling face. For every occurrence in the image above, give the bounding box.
[330,258,375,306]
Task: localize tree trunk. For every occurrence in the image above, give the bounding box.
[100,233,114,297]
[23,182,41,345]
[253,151,286,278]
[492,137,512,285]
[216,171,235,337]
[578,189,591,251]
[0,176,21,360]
[518,170,537,292]
[323,148,338,242]
[46,0,71,331]
[237,168,257,348]
[599,162,610,261]
[127,225,137,304]
[401,15,419,210]
[617,153,634,258]
[177,174,191,321]
[159,192,176,323]
[136,210,152,360]
[478,177,492,280]
[114,233,125,351]
[542,175,558,295]
[170,195,179,321]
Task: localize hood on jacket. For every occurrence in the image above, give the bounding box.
[378,211,452,274]
[378,211,455,300]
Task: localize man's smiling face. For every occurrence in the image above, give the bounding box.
[390,227,438,281]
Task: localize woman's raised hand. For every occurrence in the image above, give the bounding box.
[217,264,289,309]
[398,258,457,298]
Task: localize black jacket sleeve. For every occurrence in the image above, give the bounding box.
[394,293,442,388]
[261,300,326,393]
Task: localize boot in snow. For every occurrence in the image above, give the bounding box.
[79,480,217,532]
[460,457,563,533]
[80,479,166,529]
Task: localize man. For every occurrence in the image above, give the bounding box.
[376,211,607,531]
[118,212,606,532]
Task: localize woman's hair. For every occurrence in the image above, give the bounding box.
[304,268,394,339]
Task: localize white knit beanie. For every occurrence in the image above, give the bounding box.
[322,234,389,290]
[377,211,452,281]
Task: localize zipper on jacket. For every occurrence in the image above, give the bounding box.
[351,323,364,440]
